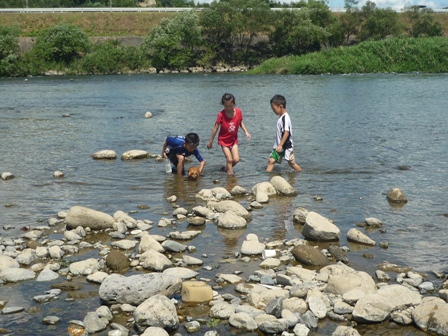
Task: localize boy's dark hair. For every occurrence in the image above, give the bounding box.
[270,94,286,108]
[221,93,236,105]
[185,133,200,146]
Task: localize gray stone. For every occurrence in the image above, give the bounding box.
[99,273,182,305]
[66,206,115,230]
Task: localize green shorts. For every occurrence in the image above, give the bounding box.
[270,149,284,163]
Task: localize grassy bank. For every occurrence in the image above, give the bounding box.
[1,12,448,37]
[249,37,448,74]
[0,12,175,36]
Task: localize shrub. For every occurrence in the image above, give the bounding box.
[32,23,91,65]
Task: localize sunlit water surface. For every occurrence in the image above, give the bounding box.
[0,73,447,335]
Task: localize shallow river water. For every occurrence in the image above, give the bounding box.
[0,73,447,335]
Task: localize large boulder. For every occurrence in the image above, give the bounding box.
[270,176,296,196]
[301,212,340,241]
[352,284,422,323]
[412,296,448,335]
[99,273,182,305]
[66,206,115,230]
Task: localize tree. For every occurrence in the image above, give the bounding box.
[405,7,443,37]
[32,24,91,65]
[268,9,329,56]
[358,4,403,41]
[141,11,202,69]
[0,26,20,76]
[199,0,271,65]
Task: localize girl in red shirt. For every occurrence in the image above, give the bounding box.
[207,93,251,175]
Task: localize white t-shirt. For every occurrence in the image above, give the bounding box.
[274,112,293,150]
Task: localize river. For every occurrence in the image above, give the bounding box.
[0,73,447,335]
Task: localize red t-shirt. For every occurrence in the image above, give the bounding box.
[216,107,243,147]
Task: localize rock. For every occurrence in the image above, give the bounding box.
[133,294,178,333]
[0,255,20,272]
[230,185,247,196]
[1,306,25,314]
[251,181,277,203]
[386,187,408,203]
[347,228,376,246]
[121,150,149,160]
[302,212,340,241]
[0,268,36,282]
[270,176,296,195]
[141,327,169,336]
[182,255,203,266]
[1,172,14,180]
[53,171,64,178]
[66,206,115,230]
[181,280,213,303]
[293,207,309,224]
[69,258,101,276]
[86,271,109,284]
[324,269,376,296]
[241,234,265,255]
[161,240,187,253]
[140,249,172,271]
[110,239,137,250]
[247,284,289,310]
[138,232,165,253]
[83,311,109,334]
[99,273,182,305]
[208,200,251,219]
[365,217,383,227]
[106,250,130,272]
[209,301,236,319]
[16,248,37,266]
[163,267,198,280]
[36,269,60,282]
[144,111,152,118]
[42,316,60,325]
[353,284,422,323]
[412,297,448,335]
[217,211,247,229]
[258,319,288,334]
[332,326,361,336]
[92,150,117,160]
[291,245,329,267]
[229,312,258,331]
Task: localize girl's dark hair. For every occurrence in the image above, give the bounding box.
[185,133,200,146]
[221,93,236,105]
[270,94,286,108]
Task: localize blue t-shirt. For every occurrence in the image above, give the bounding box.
[166,136,204,162]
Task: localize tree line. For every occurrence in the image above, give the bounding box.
[0,0,445,77]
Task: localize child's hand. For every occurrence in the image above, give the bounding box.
[276,145,283,153]
[207,141,213,149]
[246,132,251,140]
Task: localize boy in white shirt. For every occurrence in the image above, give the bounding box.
[266,94,302,172]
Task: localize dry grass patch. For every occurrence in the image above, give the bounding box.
[0,12,175,36]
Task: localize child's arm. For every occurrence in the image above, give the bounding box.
[240,121,251,140]
[162,139,168,158]
[276,130,290,152]
[207,123,220,149]
[198,159,206,174]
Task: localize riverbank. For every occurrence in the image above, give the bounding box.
[1,171,447,336]
[249,37,448,75]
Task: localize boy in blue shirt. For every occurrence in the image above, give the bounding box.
[162,133,205,175]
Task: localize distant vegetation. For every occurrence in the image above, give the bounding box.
[0,0,447,77]
[249,37,448,74]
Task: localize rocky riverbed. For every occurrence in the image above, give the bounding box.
[1,174,447,336]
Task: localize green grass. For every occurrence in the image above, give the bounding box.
[250,37,448,74]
